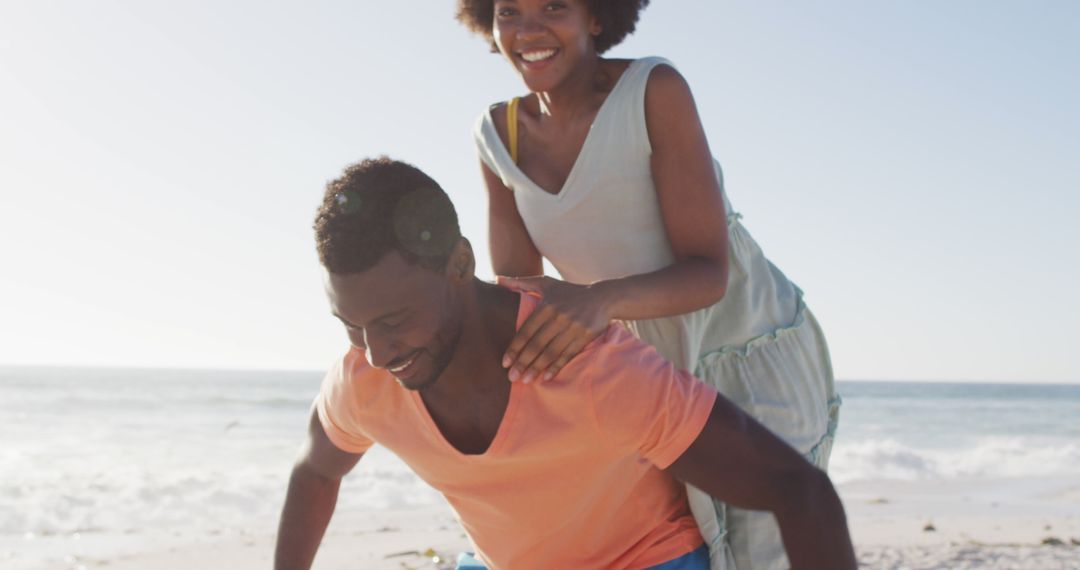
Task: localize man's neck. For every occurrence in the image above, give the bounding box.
[423,279,519,401]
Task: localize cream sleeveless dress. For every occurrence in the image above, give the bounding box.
[473,57,840,570]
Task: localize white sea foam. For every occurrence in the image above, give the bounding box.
[0,442,436,535]
[0,367,443,536]
[830,436,1080,484]
[3,370,1079,539]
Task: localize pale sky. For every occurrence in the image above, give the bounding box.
[1,1,1077,382]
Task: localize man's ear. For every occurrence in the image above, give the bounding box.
[446,238,475,282]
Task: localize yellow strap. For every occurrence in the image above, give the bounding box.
[507,97,520,164]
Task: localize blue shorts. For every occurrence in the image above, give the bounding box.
[455,545,709,569]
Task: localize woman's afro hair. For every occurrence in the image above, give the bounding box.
[456,0,650,55]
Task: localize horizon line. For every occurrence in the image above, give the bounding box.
[1,363,1076,386]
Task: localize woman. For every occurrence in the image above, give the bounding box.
[459,1,840,568]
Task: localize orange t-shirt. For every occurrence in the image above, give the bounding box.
[316,293,717,569]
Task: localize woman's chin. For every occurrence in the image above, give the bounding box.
[516,68,563,94]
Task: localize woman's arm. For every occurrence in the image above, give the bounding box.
[500,65,731,383]
[605,63,730,316]
[483,100,544,278]
[482,157,544,278]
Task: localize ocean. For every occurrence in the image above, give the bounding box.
[2,367,1079,541]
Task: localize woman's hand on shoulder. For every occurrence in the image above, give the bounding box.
[497,275,612,384]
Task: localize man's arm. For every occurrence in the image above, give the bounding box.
[664,397,856,570]
[275,407,363,570]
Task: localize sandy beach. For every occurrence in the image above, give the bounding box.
[8,477,1079,570]
[842,477,1080,569]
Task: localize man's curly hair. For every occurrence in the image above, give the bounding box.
[314,157,461,275]
[456,0,650,55]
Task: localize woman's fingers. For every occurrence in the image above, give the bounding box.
[514,318,600,384]
[500,277,610,383]
[505,305,561,381]
[520,328,578,384]
[541,334,593,382]
[496,274,548,292]
[503,303,547,368]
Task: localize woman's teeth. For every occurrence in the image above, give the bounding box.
[521,49,557,63]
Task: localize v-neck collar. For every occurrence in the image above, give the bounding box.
[485,59,640,201]
[409,382,521,459]
[406,292,535,459]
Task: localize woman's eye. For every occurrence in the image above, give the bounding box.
[496,7,517,17]
[546,1,567,11]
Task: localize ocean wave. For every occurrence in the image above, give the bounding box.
[22,395,315,411]
[0,446,438,536]
[829,436,1080,484]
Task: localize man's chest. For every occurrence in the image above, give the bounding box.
[421,387,511,456]
[360,386,605,479]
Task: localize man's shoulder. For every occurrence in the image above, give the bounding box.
[321,348,400,408]
[513,289,640,355]
[341,347,386,378]
[316,348,394,455]
[510,288,666,389]
[560,322,661,384]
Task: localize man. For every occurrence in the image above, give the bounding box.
[275,157,855,570]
